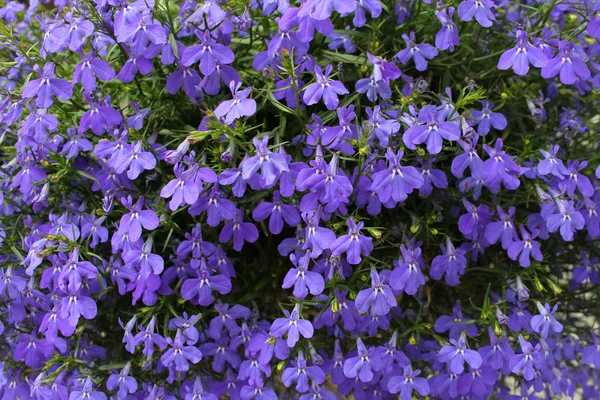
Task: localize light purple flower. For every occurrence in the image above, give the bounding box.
[302,64,349,110]
[497,30,547,76]
[214,81,257,124]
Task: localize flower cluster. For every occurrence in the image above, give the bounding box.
[0,0,599,399]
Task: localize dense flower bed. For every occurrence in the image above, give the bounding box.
[1,0,600,398]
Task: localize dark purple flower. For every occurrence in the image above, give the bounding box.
[497,30,547,76]
[395,31,438,71]
[470,101,507,136]
[343,338,382,383]
[282,351,326,392]
[355,267,397,316]
[160,329,203,372]
[388,365,430,400]
[437,332,482,374]
[507,225,543,267]
[430,238,467,286]
[530,302,563,339]
[282,252,324,299]
[22,63,73,108]
[214,81,257,124]
[330,218,373,265]
[302,64,349,110]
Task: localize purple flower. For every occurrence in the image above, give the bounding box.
[60,289,98,327]
[507,225,543,268]
[457,0,495,27]
[298,0,356,21]
[116,13,166,56]
[22,63,73,109]
[388,366,430,400]
[240,380,277,400]
[214,81,257,124]
[282,252,325,298]
[435,7,460,52]
[395,32,438,71]
[240,136,289,188]
[430,238,468,286]
[302,64,349,110]
[252,190,300,234]
[510,335,543,381]
[330,218,373,265]
[482,138,521,193]
[541,40,590,85]
[390,245,426,295]
[282,351,326,392]
[219,209,259,251]
[343,338,382,383]
[437,332,482,374]
[451,137,485,179]
[160,329,203,372]
[183,377,217,400]
[70,377,106,400]
[470,101,507,136]
[479,327,514,369]
[116,196,159,243]
[366,105,400,146]
[182,31,235,75]
[546,199,585,242]
[270,304,314,348]
[73,52,115,92]
[560,160,595,198]
[190,185,237,226]
[530,302,563,339]
[404,105,460,154]
[181,262,232,306]
[355,267,397,316]
[497,30,547,76]
[538,145,569,178]
[79,93,123,135]
[106,362,137,399]
[370,148,424,204]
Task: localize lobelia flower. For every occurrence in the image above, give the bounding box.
[106,362,137,399]
[114,141,156,180]
[134,316,168,358]
[507,225,543,268]
[343,337,382,383]
[538,145,569,178]
[123,236,164,279]
[13,331,54,368]
[116,12,166,56]
[240,380,277,400]
[559,160,595,198]
[451,137,485,179]
[302,64,349,110]
[120,316,137,353]
[458,198,491,239]
[160,329,203,372]
[183,377,217,400]
[497,30,547,76]
[434,7,460,52]
[22,63,73,109]
[207,302,251,339]
[510,335,543,381]
[417,157,448,197]
[72,52,115,92]
[298,0,356,21]
[240,136,289,188]
[370,148,424,204]
[366,105,400,147]
[181,261,232,306]
[395,31,438,72]
[214,81,257,124]
[355,267,397,316]
[434,300,478,339]
[530,302,563,339]
[182,30,235,75]
[116,196,159,243]
[484,205,517,249]
[479,327,514,370]
[330,218,373,265]
[582,331,600,368]
[430,238,468,286]
[437,332,482,374]
[403,105,461,154]
[482,138,521,193]
[282,252,325,299]
[219,208,259,251]
[166,62,202,98]
[282,351,326,392]
[117,52,153,83]
[69,377,107,400]
[390,245,426,295]
[352,0,382,27]
[388,365,430,400]
[457,0,495,27]
[60,288,98,327]
[546,199,585,242]
[470,101,507,136]
[252,190,300,234]
[189,185,237,226]
[270,304,314,348]
[541,40,590,85]
[79,93,123,135]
